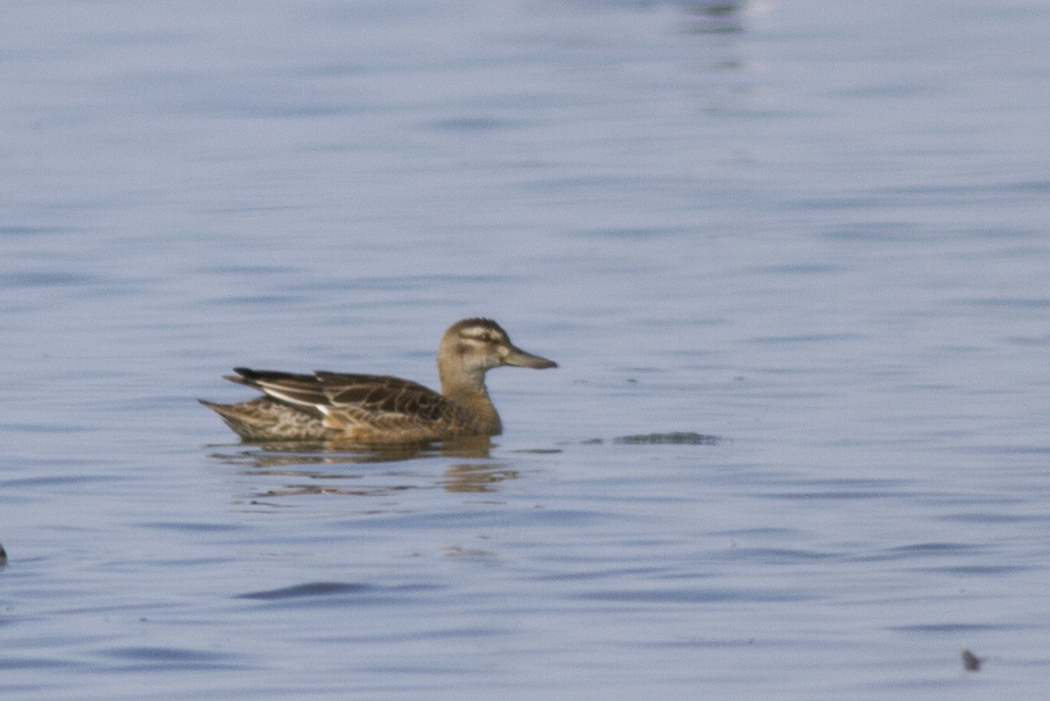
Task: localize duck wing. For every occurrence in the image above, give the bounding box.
[228,368,466,440]
[225,368,330,408]
[313,371,449,422]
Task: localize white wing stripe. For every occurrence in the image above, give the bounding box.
[258,385,322,410]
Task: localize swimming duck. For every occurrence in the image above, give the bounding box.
[200,318,556,444]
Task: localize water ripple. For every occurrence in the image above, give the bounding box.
[576,587,816,604]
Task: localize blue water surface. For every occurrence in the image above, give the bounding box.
[2,0,1050,698]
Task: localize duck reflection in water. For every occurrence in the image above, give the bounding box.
[211,439,517,497]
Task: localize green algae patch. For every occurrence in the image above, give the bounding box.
[614,432,721,445]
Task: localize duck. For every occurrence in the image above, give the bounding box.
[199,318,556,444]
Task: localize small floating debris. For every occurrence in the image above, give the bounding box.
[0,542,6,567]
[961,648,983,672]
[614,432,721,446]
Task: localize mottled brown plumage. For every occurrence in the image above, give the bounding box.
[200,318,556,444]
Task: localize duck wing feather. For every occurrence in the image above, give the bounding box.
[313,372,449,422]
[226,368,330,408]
[228,368,469,439]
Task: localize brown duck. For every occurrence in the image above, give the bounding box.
[200,318,557,444]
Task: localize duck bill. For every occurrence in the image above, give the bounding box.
[504,346,558,369]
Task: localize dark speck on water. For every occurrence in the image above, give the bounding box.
[961,648,983,672]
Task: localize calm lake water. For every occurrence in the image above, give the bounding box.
[3,0,1050,698]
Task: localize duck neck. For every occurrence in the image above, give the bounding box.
[438,360,502,434]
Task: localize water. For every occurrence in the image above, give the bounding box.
[3,0,1050,698]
